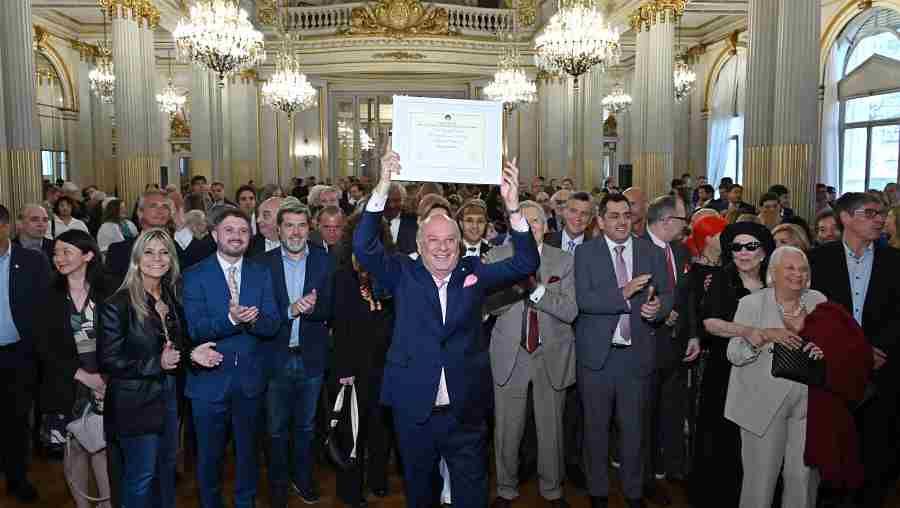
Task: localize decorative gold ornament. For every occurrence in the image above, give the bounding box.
[71,40,102,61]
[257,0,278,25]
[170,113,191,139]
[504,0,536,27]
[726,30,739,55]
[857,0,873,10]
[98,0,161,28]
[33,26,51,48]
[372,51,426,60]
[343,0,452,39]
[629,0,688,32]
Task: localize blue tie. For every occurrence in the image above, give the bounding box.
[567,240,576,253]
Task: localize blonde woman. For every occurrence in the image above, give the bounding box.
[98,229,211,508]
[772,223,811,252]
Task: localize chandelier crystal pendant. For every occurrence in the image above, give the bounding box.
[601,83,632,114]
[173,0,266,86]
[89,10,115,104]
[156,51,187,117]
[485,30,536,113]
[534,0,620,90]
[673,58,696,102]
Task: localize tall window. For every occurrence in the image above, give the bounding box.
[723,134,742,184]
[333,95,393,178]
[41,150,67,181]
[840,27,900,192]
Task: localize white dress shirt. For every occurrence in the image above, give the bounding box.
[174,227,194,250]
[604,235,633,345]
[217,253,244,324]
[265,238,281,252]
[462,241,482,258]
[390,216,401,244]
[647,229,678,283]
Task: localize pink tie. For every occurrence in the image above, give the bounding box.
[614,245,631,341]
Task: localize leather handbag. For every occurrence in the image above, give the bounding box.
[67,400,106,454]
[325,383,359,471]
[772,341,826,387]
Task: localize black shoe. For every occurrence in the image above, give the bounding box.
[566,464,587,490]
[370,487,388,498]
[8,481,39,504]
[491,497,513,508]
[345,499,368,508]
[589,496,608,508]
[625,498,646,508]
[547,498,570,508]
[644,482,671,506]
[291,481,320,504]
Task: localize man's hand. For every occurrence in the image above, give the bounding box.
[75,369,106,398]
[640,286,660,320]
[622,274,652,300]
[683,338,701,362]
[500,158,520,212]
[291,289,318,317]
[665,310,679,328]
[191,342,223,368]
[873,347,888,370]
[229,303,259,324]
[339,376,355,386]
[378,136,401,195]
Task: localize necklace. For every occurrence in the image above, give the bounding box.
[776,297,806,318]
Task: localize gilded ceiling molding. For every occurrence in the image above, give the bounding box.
[257,0,278,25]
[684,43,706,64]
[372,51,426,60]
[342,0,453,39]
[98,0,162,28]
[503,0,536,28]
[628,0,688,32]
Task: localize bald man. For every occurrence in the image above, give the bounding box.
[247,197,283,258]
[623,187,648,237]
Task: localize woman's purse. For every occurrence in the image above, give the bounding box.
[66,389,106,454]
[325,382,359,471]
[772,340,826,387]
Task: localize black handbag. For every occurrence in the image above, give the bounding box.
[325,383,359,471]
[771,341,826,387]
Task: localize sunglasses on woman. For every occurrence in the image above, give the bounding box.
[730,241,762,253]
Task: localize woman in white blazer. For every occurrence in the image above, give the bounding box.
[724,246,825,508]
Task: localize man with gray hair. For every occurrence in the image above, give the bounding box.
[13,204,53,261]
[485,200,577,508]
[105,189,175,286]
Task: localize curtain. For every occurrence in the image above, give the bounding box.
[707,52,746,184]
[821,38,849,189]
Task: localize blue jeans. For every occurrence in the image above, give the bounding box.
[266,355,323,498]
[119,385,178,508]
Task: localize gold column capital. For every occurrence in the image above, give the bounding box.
[629,0,688,32]
[99,0,161,29]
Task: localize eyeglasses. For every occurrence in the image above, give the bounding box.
[666,216,688,223]
[730,241,762,253]
[853,208,888,220]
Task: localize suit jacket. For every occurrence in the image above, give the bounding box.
[485,244,577,391]
[809,241,900,383]
[573,236,674,376]
[257,244,335,378]
[353,209,540,424]
[393,213,419,255]
[458,239,493,260]
[1,246,51,376]
[544,229,593,251]
[640,232,692,368]
[246,232,267,259]
[12,236,54,263]
[724,289,827,437]
[182,254,281,402]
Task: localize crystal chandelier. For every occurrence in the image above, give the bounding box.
[673,58,696,102]
[156,52,186,117]
[89,10,115,104]
[261,36,317,117]
[485,29,537,113]
[601,83,632,114]
[534,0,620,90]
[173,0,266,86]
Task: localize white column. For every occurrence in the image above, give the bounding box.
[225,75,259,190]
[0,0,42,215]
[190,67,215,180]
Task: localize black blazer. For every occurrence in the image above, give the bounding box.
[107,236,185,288]
[35,278,115,415]
[332,268,394,383]
[97,288,188,436]
[393,213,419,255]
[12,236,54,263]
[246,231,268,259]
[178,235,216,270]
[2,246,51,376]
[809,241,900,383]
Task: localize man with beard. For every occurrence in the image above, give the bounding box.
[183,208,281,508]
[353,151,539,508]
[257,201,335,506]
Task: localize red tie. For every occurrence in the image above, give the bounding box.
[665,245,676,288]
[526,309,539,354]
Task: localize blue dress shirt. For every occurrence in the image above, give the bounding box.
[282,246,308,347]
[0,246,22,345]
[844,241,874,326]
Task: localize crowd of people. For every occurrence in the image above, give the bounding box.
[1,159,899,508]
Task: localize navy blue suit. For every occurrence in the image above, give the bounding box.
[182,254,280,508]
[257,245,335,503]
[353,209,539,508]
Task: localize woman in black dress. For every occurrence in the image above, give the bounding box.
[332,213,395,507]
[688,221,774,508]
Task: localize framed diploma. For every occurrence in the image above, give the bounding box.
[392,95,503,185]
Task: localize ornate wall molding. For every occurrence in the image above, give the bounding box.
[819,0,900,83]
[342,0,453,38]
[628,0,688,32]
[372,51,426,60]
[98,0,161,28]
[33,26,79,112]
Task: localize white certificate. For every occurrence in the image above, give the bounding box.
[392,95,503,185]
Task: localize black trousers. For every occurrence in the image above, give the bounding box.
[646,362,688,478]
[335,374,393,505]
[856,380,900,508]
[0,341,36,488]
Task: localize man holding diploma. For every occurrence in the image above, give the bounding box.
[353,146,539,508]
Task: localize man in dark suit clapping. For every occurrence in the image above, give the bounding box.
[353,150,539,508]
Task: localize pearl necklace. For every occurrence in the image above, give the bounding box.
[776,297,807,318]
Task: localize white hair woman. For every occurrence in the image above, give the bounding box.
[724,246,825,508]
